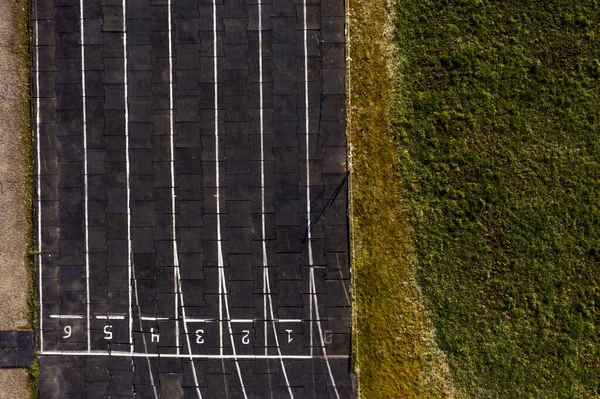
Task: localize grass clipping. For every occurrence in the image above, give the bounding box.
[349,0,455,397]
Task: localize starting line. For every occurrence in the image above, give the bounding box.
[38,351,350,360]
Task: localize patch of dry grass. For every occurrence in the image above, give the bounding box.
[348,0,455,397]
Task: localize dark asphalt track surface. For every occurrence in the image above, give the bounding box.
[33,0,351,396]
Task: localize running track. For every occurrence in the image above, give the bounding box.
[33,0,351,396]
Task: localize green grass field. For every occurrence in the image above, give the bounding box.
[390,0,600,397]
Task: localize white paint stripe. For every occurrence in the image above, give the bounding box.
[230,319,253,323]
[95,315,126,320]
[215,0,224,358]
[259,0,268,359]
[34,0,43,353]
[258,2,294,396]
[213,3,246,395]
[276,319,303,323]
[140,317,170,321]
[50,315,83,319]
[79,0,91,353]
[132,266,159,399]
[186,318,215,323]
[220,272,249,399]
[39,350,350,359]
[166,0,180,357]
[302,2,341,397]
[176,269,204,398]
[122,0,133,354]
[310,270,341,399]
[266,265,294,398]
[165,3,202,396]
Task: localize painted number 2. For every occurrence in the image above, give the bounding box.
[242,330,250,345]
[62,325,71,339]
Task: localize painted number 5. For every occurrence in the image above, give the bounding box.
[63,325,71,339]
[103,325,113,340]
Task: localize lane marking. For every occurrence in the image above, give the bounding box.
[95,315,126,320]
[79,0,91,353]
[277,319,303,323]
[257,1,294,396]
[39,351,350,359]
[165,2,202,396]
[34,0,43,353]
[230,319,253,323]
[302,2,341,398]
[122,3,156,396]
[311,270,341,399]
[185,318,215,323]
[132,266,159,398]
[122,0,133,354]
[50,315,83,319]
[140,317,170,321]
[212,2,246,395]
[166,0,181,358]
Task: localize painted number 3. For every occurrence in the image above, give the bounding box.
[195,329,204,344]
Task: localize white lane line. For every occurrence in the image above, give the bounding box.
[49,315,83,320]
[220,272,249,399]
[132,266,159,399]
[79,0,91,353]
[122,3,156,395]
[166,2,202,395]
[302,2,341,398]
[257,1,294,396]
[230,319,253,323]
[166,0,180,357]
[122,0,133,354]
[39,350,350,359]
[140,317,170,321]
[95,315,126,320]
[176,270,204,399]
[266,265,294,398]
[215,1,223,359]
[259,0,268,359]
[310,270,341,399]
[212,2,246,395]
[186,318,215,323]
[34,0,43,353]
[277,319,303,323]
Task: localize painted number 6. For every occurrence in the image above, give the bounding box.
[63,325,72,339]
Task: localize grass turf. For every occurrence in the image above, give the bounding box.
[349,0,455,397]
[392,0,600,397]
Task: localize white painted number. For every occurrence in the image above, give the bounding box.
[103,325,113,340]
[151,328,159,343]
[195,329,204,344]
[63,325,72,339]
[242,330,250,345]
[324,330,333,345]
[286,329,293,343]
